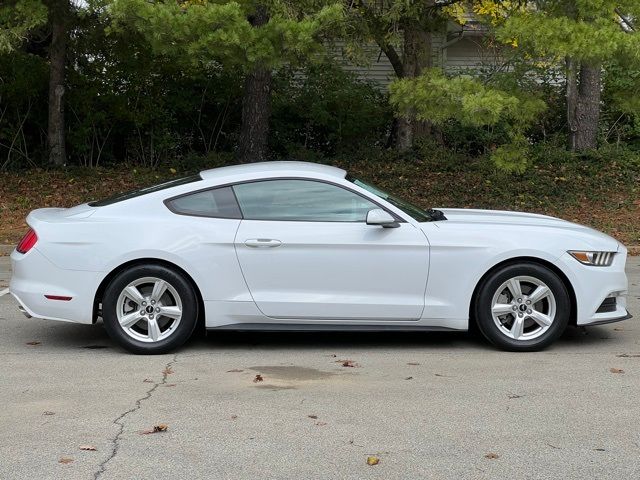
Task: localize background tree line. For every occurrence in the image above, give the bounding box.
[1,0,639,172]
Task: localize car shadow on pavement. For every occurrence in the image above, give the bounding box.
[8,317,626,354]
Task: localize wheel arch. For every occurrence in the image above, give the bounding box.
[93,258,206,329]
[469,256,577,328]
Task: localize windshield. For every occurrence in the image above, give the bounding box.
[346,175,433,222]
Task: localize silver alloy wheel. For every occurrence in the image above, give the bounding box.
[116,276,183,343]
[490,275,556,341]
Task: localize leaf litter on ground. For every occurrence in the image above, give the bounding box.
[336,359,358,368]
[140,424,168,435]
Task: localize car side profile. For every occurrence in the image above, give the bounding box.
[10,161,631,354]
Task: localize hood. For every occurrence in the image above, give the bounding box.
[438,208,572,227]
[433,208,620,251]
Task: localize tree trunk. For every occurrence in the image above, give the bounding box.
[566,59,601,151]
[574,62,601,151]
[566,57,578,150]
[236,5,271,164]
[396,19,433,151]
[47,0,67,166]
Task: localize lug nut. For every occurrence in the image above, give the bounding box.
[527,309,532,314]
[142,301,147,306]
[512,306,517,311]
[140,310,145,316]
[526,300,531,305]
[156,307,160,312]
[518,313,523,317]
[151,300,155,305]
[149,314,154,319]
[517,298,522,303]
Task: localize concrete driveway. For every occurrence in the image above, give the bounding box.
[0,256,639,480]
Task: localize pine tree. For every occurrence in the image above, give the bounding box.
[109,0,343,163]
[498,0,640,151]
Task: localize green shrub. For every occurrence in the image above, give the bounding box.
[270,62,392,156]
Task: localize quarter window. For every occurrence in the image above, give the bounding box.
[166,187,241,219]
[232,179,379,222]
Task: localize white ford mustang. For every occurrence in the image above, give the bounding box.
[10,161,631,354]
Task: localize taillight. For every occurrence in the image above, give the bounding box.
[16,229,37,254]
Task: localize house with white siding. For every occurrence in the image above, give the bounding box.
[337,16,503,87]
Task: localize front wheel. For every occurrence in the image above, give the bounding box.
[474,262,570,351]
[102,264,198,354]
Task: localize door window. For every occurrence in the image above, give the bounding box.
[232,179,379,222]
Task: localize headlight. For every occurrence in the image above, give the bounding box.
[568,251,615,266]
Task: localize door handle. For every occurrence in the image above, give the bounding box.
[244,238,282,248]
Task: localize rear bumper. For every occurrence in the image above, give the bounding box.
[10,248,101,324]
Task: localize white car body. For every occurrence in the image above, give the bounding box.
[10,161,630,334]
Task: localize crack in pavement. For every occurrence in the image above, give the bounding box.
[93,354,178,480]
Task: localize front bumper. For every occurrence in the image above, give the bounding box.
[557,250,631,326]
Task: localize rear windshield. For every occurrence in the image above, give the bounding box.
[89,175,202,207]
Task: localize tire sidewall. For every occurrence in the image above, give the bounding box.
[103,265,198,354]
[475,263,570,351]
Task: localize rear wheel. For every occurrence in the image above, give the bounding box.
[102,264,198,354]
[474,262,570,351]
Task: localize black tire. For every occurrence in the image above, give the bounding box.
[102,264,198,354]
[474,262,570,352]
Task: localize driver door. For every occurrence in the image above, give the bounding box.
[232,179,430,321]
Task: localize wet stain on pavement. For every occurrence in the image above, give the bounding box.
[248,365,336,381]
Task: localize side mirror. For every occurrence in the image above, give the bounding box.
[366,209,399,228]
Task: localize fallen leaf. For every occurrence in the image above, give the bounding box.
[610,368,625,374]
[26,341,41,346]
[315,421,327,426]
[42,411,55,416]
[484,453,499,459]
[617,353,640,358]
[163,367,174,375]
[613,328,623,331]
[337,359,358,368]
[253,374,264,383]
[142,379,154,383]
[594,448,606,451]
[79,445,97,451]
[165,384,176,387]
[407,362,420,366]
[227,369,244,373]
[366,456,380,465]
[58,457,73,464]
[308,415,318,419]
[230,415,238,420]
[404,376,413,380]
[508,394,523,399]
[141,423,169,435]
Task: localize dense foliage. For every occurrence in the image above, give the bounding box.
[0,0,639,171]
